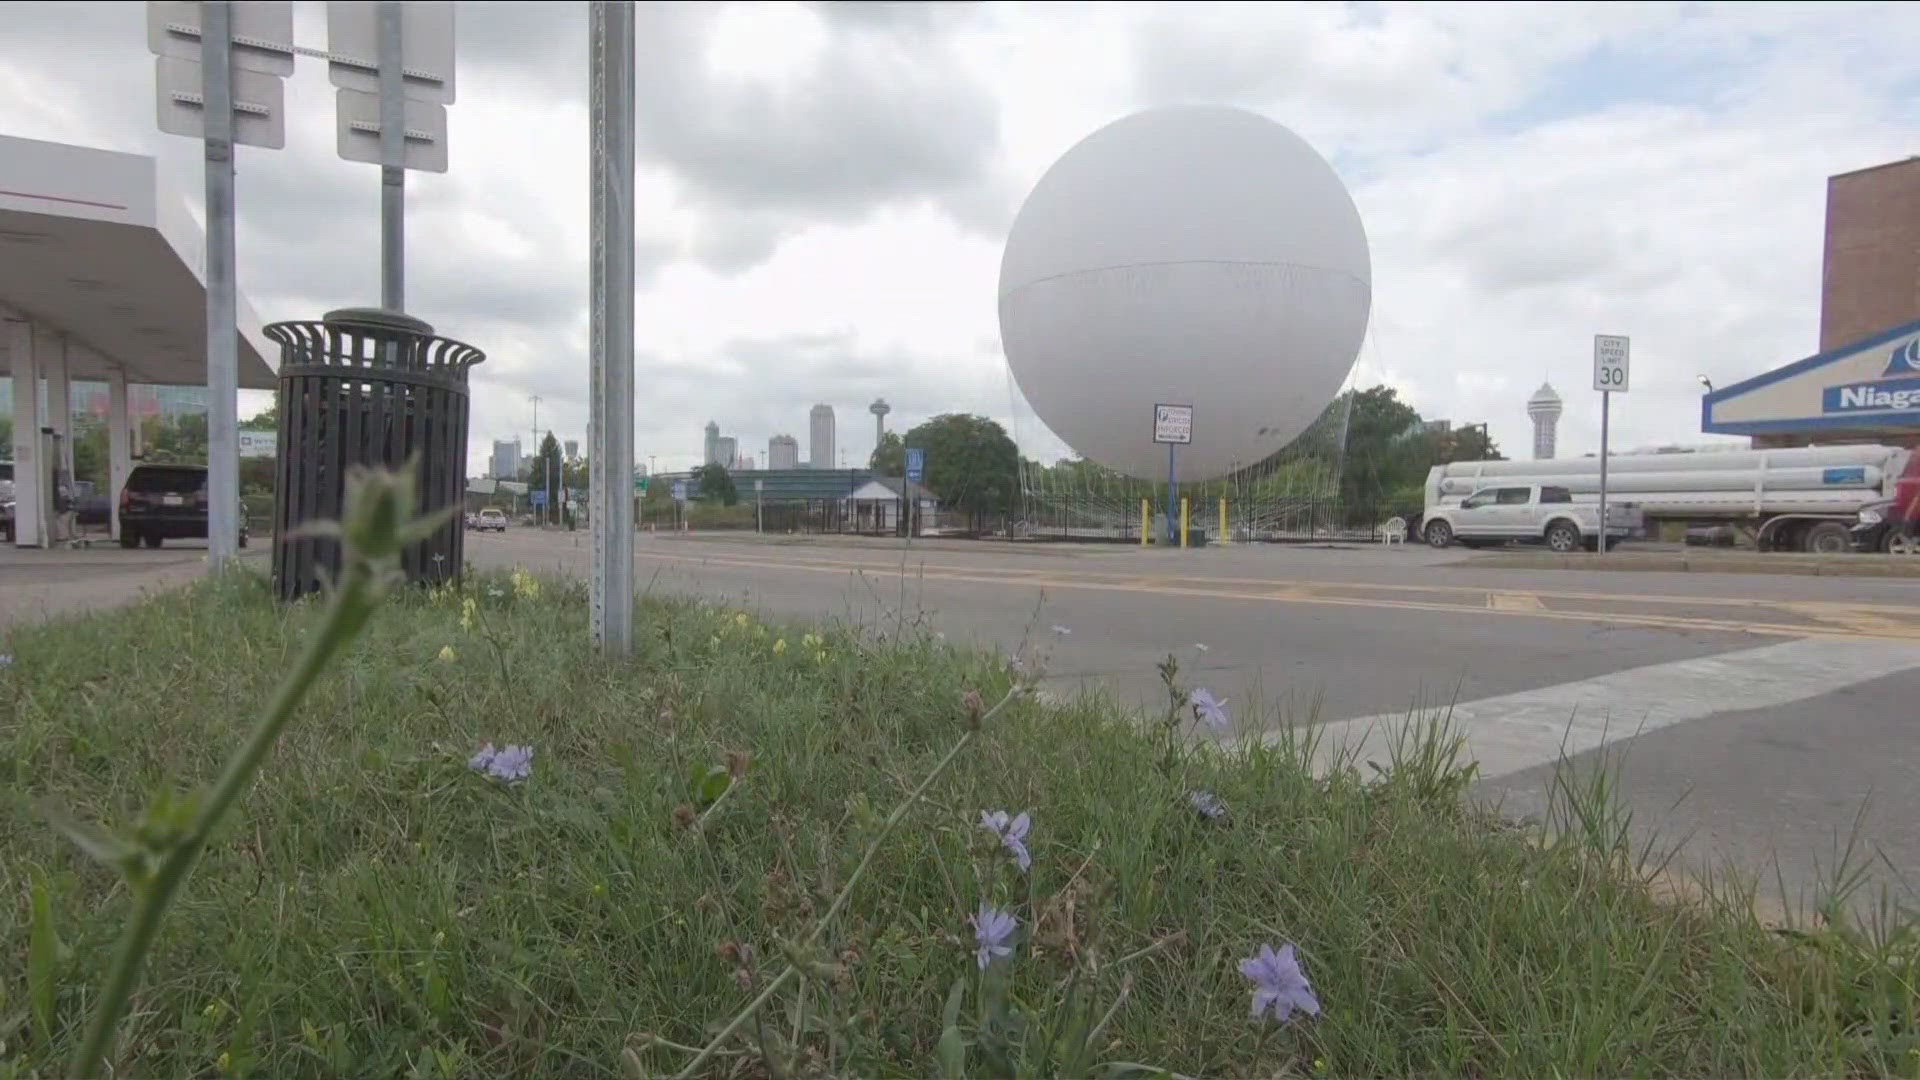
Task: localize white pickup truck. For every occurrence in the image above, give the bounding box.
[1421,483,1629,552]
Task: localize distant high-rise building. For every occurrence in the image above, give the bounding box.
[491,439,522,479]
[704,420,721,466]
[869,398,891,453]
[564,439,579,460]
[768,434,800,470]
[1527,382,1563,460]
[734,454,756,471]
[715,436,737,471]
[809,404,836,469]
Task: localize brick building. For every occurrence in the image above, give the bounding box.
[1821,157,1920,353]
[1703,157,1920,449]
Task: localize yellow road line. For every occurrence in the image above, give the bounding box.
[642,545,1920,617]
[1487,591,1546,612]
[631,547,1920,643]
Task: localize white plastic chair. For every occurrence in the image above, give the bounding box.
[1380,516,1407,545]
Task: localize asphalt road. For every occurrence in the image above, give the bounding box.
[469,529,1920,913]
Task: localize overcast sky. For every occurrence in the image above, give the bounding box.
[4,1,1917,474]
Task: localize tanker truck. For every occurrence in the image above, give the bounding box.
[1422,444,1919,554]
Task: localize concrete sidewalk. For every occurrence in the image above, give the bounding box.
[0,543,265,630]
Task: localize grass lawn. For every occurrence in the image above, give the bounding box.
[2,568,1917,1078]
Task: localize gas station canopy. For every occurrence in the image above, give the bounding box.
[0,133,275,387]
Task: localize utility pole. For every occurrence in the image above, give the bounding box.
[529,394,543,525]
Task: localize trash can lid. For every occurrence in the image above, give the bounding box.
[322,307,436,337]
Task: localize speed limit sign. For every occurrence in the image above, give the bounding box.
[1593,334,1630,392]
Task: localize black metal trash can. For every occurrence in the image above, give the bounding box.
[265,308,485,599]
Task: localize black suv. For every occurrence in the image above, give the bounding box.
[118,464,249,550]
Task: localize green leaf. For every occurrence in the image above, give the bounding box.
[40,799,137,872]
[941,972,968,1033]
[28,866,64,1045]
[937,1024,967,1080]
[938,978,969,1080]
[690,764,732,809]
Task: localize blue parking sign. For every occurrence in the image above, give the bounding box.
[905,447,925,481]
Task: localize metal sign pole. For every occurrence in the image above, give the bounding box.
[377,0,404,310]
[587,0,635,652]
[1598,390,1610,554]
[202,0,239,571]
[1165,442,1175,545]
[1591,334,1629,556]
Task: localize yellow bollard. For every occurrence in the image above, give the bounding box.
[1141,498,1150,545]
[1180,497,1189,549]
[1219,497,1228,544]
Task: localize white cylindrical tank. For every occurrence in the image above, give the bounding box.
[998,105,1371,482]
[1426,445,1910,519]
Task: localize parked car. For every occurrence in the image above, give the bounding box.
[72,480,112,528]
[465,510,479,529]
[1421,484,1630,552]
[1853,498,1920,555]
[474,507,508,532]
[1,461,13,543]
[118,463,249,549]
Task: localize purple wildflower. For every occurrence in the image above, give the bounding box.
[1239,943,1320,1023]
[969,903,1017,969]
[979,810,1032,871]
[487,744,535,782]
[1189,688,1230,732]
[1188,790,1227,820]
[468,742,534,782]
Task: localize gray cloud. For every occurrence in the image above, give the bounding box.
[629,3,1003,268]
[8,0,1920,480]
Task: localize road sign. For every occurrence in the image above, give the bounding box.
[531,489,546,507]
[634,475,649,492]
[754,479,765,493]
[1593,334,1630,392]
[904,447,925,481]
[1152,403,1193,445]
[155,57,287,149]
[325,0,456,103]
[335,89,448,172]
[147,1,294,75]
[671,480,687,502]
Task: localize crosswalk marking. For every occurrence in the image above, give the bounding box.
[1292,638,1920,781]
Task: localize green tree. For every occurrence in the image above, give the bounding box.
[141,412,208,465]
[70,415,108,488]
[523,432,566,523]
[691,462,739,506]
[0,413,12,457]
[869,431,905,474]
[1331,386,1430,514]
[1441,424,1503,464]
[245,400,279,429]
[903,413,1019,530]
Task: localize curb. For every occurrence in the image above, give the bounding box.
[1466,551,1920,577]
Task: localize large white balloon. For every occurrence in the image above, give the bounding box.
[998,105,1371,483]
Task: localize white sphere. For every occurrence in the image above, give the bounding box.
[998,105,1371,482]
